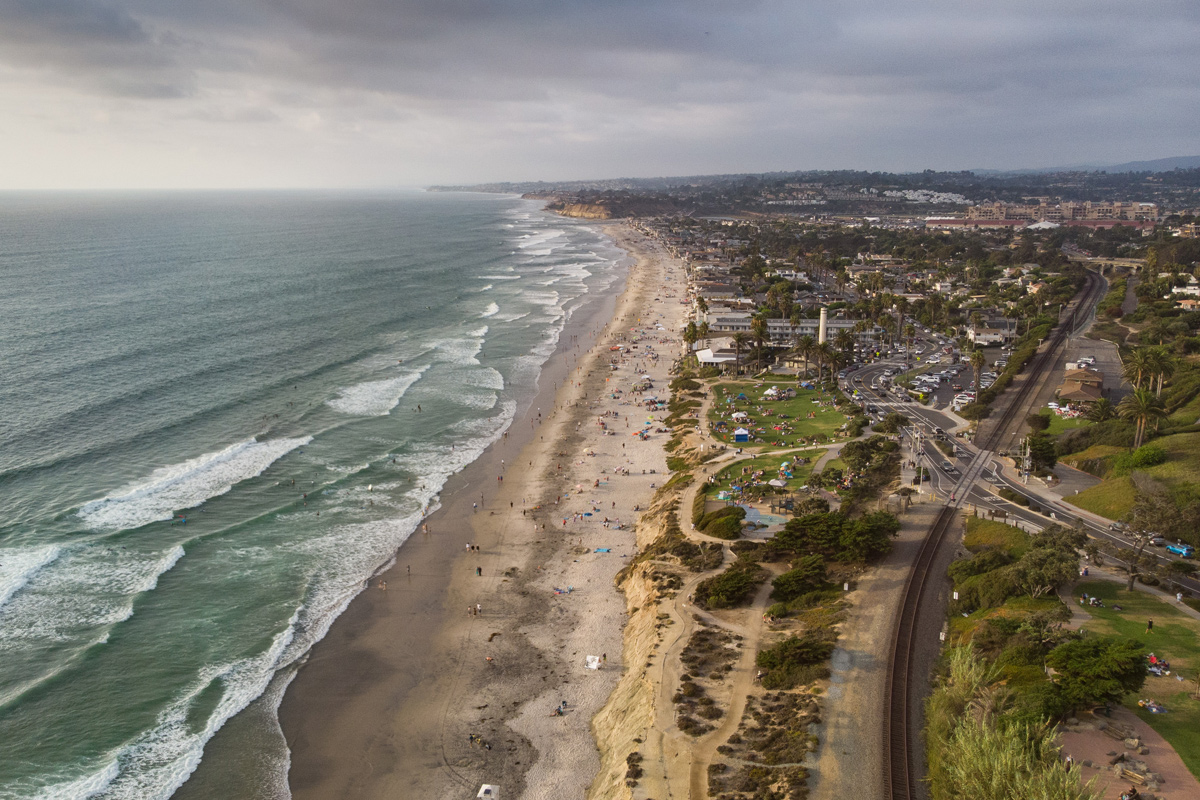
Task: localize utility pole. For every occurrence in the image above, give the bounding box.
[1021,435,1032,484]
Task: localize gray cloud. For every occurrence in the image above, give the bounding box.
[0,0,1197,186]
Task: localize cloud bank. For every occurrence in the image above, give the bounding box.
[0,0,1196,187]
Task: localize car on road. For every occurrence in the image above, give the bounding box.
[1108,521,1128,532]
[1166,541,1195,557]
[1150,536,1166,547]
[952,383,962,391]
[940,459,956,473]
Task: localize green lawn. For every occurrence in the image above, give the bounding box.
[1075,580,1200,780]
[1068,476,1136,521]
[1040,410,1092,436]
[964,517,1031,558]
[1066,431,1200,520]
[708,448,825,497]
[708,381,852,450]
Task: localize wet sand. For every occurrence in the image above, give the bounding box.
[279,221,686,799]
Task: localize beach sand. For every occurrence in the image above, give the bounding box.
[279,221,687,799]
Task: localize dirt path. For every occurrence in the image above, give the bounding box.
[688,578,777,798]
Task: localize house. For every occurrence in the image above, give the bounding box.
[1057,368,1105,402]
[968,326,1009,346]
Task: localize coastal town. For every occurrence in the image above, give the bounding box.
[467,181,1200,800]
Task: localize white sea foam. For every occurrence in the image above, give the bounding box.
[0,545,61,610]
[0,545,187,647]
[479,302,500,318]
[478,274,520,280]
[494,311,530,323]
[479,284,493,292]
[78,438,312,531]
[516,229,565,251]
[30,614,301,800]
[326,369,425,416]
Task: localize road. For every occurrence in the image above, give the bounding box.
[840,326,1200,597]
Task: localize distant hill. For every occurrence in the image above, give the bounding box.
[1101,155,1200,173]
[976,155,1200,176]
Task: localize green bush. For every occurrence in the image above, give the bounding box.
[1111,444,1167,475]
[705,516,743,540]
[770,555,828,601]
[694,558,765,609]
[756,630,837,689]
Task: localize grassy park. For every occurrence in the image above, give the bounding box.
[707,380,852,451]
[707,448,825,498]
[1075,579,1200,779]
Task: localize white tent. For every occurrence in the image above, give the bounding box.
[478,785,500,799]
[731,411,748,420]
[768,479,787,488]
[586,655,602,670]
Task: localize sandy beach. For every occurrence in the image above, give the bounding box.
[279,221,688,799]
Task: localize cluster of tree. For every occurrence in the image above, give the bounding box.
[774,509,901,563]
[692,555,766,609]
[950,525,1085,613]
[926,645,1137,800]
[694,505,747,540]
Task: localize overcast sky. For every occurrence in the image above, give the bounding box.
[0,0,1197,189]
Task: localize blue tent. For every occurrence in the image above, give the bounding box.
[734,427,750,442]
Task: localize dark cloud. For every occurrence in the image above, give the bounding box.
[0,0,1197,184]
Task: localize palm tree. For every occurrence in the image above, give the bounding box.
[815,342,836,382]
[751,316,769,370]
[796,334,816,379]
[971,348,986,394]
[697,320,710,346]
[1146,347,1175,398]
[1118,388,1166,449]
[835,329,855,361]
[730,332,749,375]
[1123,349,1154,390]
[1086,397,1115,423]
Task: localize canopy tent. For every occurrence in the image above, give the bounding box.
[734,427,750,442]
[768,479,787,487]
[478,785,499,799]
[585,655,602,670]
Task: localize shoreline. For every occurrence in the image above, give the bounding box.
[275,220,686,799]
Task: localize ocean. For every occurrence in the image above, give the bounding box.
[0,191,625,799]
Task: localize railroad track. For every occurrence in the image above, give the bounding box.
[882,268,1105,800]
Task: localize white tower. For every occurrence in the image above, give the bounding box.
[818,307,828,344]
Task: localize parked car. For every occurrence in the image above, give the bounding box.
[1166,541,1195,557]
[1150,536,1166,547]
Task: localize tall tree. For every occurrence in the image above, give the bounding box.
[970,349,986,395]
[1122,349,1154,390]
[751,316,769,370]
[835,329,855,361]
[730,332,749,375]
[796,334,816,379]
[1118,388,1165,449]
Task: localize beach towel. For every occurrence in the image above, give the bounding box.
[595,547,611,553]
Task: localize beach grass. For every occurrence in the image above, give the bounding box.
[1075,579,1200,779]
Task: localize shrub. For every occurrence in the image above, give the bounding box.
[770,555,828,602]
[694,558,765,609]
[1111,443,1167,475]
[756,630,837,689]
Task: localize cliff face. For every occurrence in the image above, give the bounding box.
[535,198,616,219]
